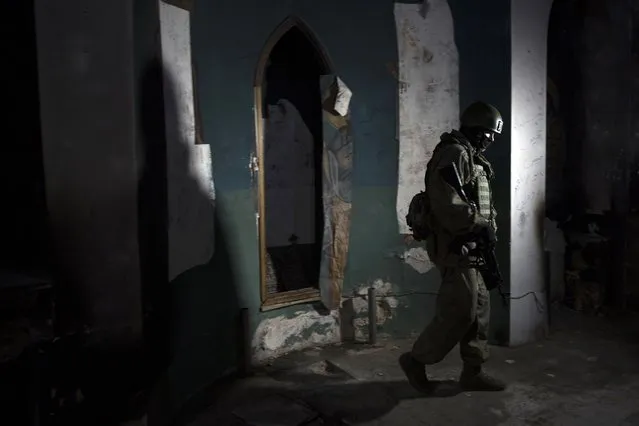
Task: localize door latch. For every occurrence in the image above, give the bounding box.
[249,152,259,177]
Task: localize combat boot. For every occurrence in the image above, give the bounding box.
[459,365,506,392]
[399,352,437,394]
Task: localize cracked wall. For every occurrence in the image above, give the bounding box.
[252,279,401,360]
[34,1,562,418]
[191,0,402,378]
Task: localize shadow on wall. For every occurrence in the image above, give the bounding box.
[138,58,241,426]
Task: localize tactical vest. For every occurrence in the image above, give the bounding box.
[470,163,492,218]
[420,133,496,264]
[444,133,495,223]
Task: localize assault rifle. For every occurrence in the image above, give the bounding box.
[440,163,508,306]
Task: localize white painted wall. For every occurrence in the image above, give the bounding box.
[159,1,216,282]
[510,0,554,346]
[394,1,459,234]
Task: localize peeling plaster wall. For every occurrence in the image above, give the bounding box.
[251,279,403,361]
[32,6,571,417]
[176,0,525,409]
[159,1,216,282]
[394,1,459,234]
[349,279,400,342]
[252,310,340,363]
[185,0,402,411]
[509,0,553,346]
[401,246,436,274]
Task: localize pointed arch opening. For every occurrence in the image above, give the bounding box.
[254,16,334,88]
[254,17,335,309]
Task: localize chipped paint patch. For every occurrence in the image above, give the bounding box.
[394,1,459,233]
[252,310,340,364]
[401,246,435,274]
[349,280,400,342]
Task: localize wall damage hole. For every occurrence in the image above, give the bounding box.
[346,280,400,342]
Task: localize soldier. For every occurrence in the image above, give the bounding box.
[400,101,506,393]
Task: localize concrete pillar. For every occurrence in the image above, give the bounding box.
[509,0,554,345]
[35,0,142,338]
[451,0,553,345]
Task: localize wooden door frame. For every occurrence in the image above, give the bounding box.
[253,16,334,311]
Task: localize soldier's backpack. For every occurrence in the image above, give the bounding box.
[405,136,474,241]
[406,191,431,241]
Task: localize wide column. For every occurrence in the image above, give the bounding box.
[35,0,142,340]
[450,0,553,345]
[509,0,554,345]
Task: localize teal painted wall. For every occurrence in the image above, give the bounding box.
[136,0,513,417]
[190,0,403,364]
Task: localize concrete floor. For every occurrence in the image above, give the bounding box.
[178,308,639,426]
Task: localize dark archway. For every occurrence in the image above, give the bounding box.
[253,17,334,309]
[253,16,334,87]
[546,0,639,313]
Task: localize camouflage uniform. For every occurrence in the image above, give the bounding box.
[401,102,506,393]
[416,131,493,367]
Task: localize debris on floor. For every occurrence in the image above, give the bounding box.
[182,307,639,426]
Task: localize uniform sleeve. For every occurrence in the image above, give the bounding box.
[429,145,490,236]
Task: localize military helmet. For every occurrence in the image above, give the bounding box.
[460,102,504,134]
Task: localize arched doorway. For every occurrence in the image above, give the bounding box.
[546,0,639,314]
[254,17,338,309]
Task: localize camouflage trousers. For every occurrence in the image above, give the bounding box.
[411,267,490,366]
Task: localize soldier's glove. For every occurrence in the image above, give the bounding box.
[474,221,497,246]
